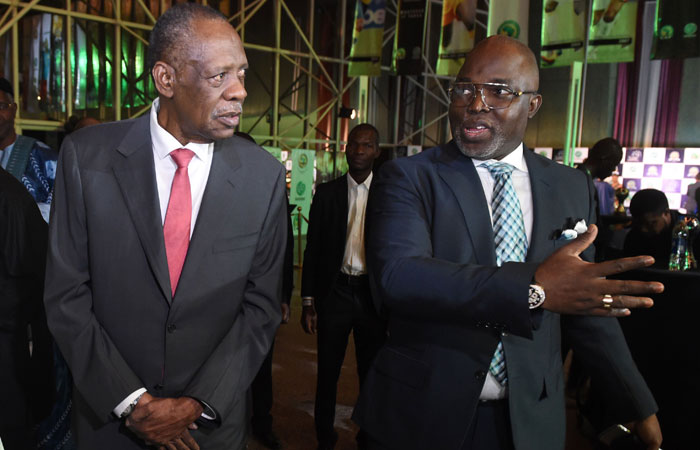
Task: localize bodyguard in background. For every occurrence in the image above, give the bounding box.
[301,124,386,450]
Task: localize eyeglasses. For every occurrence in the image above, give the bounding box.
[448,82,538,110]
[0,101,14,111]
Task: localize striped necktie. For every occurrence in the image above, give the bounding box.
[481,160,528,385]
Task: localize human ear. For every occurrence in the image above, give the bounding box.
[152,62,176,98]
[528,93,543,118]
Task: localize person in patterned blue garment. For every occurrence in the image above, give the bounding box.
[0,77,74,450]
[0,78,57,223]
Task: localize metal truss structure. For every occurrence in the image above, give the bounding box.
[0,0,455,177]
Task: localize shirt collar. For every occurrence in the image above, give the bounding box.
[347,171,373,190]
[473,142,528,174]
[150,98,213,161]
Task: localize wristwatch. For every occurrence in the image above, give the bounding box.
[120,393,145,419]
[528,284,546,310]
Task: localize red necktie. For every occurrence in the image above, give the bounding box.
[163,148,195,296]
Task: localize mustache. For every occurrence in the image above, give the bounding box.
[212,104,243,118]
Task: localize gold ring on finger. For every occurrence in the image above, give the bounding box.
[602,294,613,309]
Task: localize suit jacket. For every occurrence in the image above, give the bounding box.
[684,181,700,213]
[301,174,349,312]
[0,167,53,430]
[352,142,656,450]
[44,114,287,449]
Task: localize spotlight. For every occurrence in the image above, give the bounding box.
[339,106,356,120]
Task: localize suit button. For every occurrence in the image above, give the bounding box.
[474,370,486,380]
[154,384,164,391]
[167,324,177,333]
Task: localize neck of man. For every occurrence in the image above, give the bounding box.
[349,168,371,185]
[0,130,17,150]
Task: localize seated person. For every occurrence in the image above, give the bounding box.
[623,189,699,268]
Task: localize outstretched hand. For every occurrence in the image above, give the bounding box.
[535,225,664,316]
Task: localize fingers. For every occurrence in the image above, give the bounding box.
[181,431,200,450]
[591,255,656,277]
[561,224,598,256]
[598,278,664,298]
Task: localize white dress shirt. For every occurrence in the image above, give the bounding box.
[341,172,373,275]
[113,99,215,418]
[472,143,534,400]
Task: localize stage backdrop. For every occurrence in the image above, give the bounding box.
[535,146,700,210]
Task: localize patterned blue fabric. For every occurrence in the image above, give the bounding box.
[482,160,529,386]
[1,139,57,222]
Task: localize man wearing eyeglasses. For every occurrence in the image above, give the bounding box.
[352,36,662,450]
[0,78,57,222]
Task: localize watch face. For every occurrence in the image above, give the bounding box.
[529,285,545,309]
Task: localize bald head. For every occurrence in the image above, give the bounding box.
[465,35,540,91]
[449,35,542,161]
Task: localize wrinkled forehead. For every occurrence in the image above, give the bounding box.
[457,45,538,89]
[186,22,247,67]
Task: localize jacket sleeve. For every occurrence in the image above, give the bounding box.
[44,136,144,423]
[300,184,326,300]
[365,159,537,339]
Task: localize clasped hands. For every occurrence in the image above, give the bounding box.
[125,392,203,450]
[535,224,664,316]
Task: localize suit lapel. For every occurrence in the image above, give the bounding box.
[337,175,349,255]
[112,114,172,303]
[174,139,242,300]
[524,147,554,263]
[437,142,496,265]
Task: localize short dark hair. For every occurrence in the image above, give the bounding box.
[147,3,227,72]
[0,77,13,101]
[629,189,669,218]
[348,123,380,147]
[589,137,623,164]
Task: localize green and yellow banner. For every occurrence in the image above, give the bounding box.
[541,0,638,67]
[487,0,530,45]
[289,149,316,236]
[436,0,481,76]
[652,0,700,59]
[588,0,638,63]
[348,0,387,76]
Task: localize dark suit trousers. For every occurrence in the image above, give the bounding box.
[365,400,514,450]
[314,277,385,444]
[250,342,274,434]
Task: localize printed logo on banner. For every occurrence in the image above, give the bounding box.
[662,163,684,179]
[574,147,588,163]
[624,178,641,192]
[643,164,662,177]
[685,22,698,38]
[665,148,684,163]
[536,147,554,159]
[685,165,700,178]
[622,163,643,178]
[625,148,644,162]
[685,148,700,163]
[662,179,682,193]
[642,178,663,190]
[644,147,666,164]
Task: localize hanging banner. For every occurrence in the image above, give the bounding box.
[540,0,586,67]
[436,0,488,76]
[348,0,386,76]
[393,0,426,75]
[289,149,316,236]
[487,0,529,45]
[587,0,638,63]
[651,0,700,59]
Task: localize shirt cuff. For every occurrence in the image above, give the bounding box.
[199,399,217,420]
[113,387,147,417]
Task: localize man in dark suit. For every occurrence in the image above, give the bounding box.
[353,36,663,450]
[301,124,386,450]
[0,167,53,450]
[44,4,286,450]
